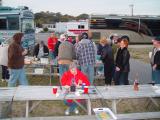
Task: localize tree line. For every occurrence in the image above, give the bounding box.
[35,11,89,27]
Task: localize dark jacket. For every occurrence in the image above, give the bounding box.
[154,50,160,70]
[97,43,103,55]
[54,41,61,57]
[8,41,24,69]
[33,44,49,57]
[115,47,130,72]
[101,44,114,64]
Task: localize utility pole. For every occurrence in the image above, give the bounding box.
[129,4,134,16]
[0,0,2,6]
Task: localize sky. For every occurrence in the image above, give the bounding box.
[2,0,160,16]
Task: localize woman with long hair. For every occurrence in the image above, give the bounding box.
[114,37,130,85]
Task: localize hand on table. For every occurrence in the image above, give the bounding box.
[77,79,82,87]
[22,49,28,56]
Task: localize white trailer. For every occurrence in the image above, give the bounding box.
[67,21,88,36]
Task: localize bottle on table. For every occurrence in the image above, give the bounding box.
[133,74,139,91]
[70,78,76,92]
[82,83,86,90]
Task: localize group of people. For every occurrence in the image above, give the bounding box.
[40,32,96,85]
[0,32,160,86]
[97,34,130,85]
[151,36,160,84]
[43,32,130,86]
[0,32,160,115]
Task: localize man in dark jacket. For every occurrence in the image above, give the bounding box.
[151,36,160,84]
[8,33,28,87]
[33,41,49,58]
[100,38,114,85]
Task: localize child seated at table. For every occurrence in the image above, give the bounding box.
[61,62,90,115]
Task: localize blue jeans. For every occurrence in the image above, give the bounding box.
[114,71,129,85]
[64,100,78,112]
[152,69,160,84]
[81,64,94,85]
[49,51,55,60]
[8,68,28,87]
[59,64,69,78]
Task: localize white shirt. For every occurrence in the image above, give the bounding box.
[37,46,44,58]
[0,44,9,66]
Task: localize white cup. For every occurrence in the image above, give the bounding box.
[149,52,152,59]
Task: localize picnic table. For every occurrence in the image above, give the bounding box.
[96,85,160,113]
[13,86,101,117]
[0,87,16,102]
[3,112,160,120]
[24,57,104,85]
[0,85,160,119]
[24,57,59,85]
[0,87,17,118]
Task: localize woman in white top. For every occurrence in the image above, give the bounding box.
[0,42,10,82]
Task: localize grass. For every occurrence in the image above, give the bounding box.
[129,47,152,63]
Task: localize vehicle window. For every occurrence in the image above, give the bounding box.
[78,25,85,29]
[0,19,7,30]
[8,17,19,30]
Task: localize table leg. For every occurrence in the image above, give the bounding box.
[87,99,92,115]
[150,97,159,107]
[0,102,2,118]
[112,99,117,114]
[49,65,52,86]
[73,100,87,113]
[26,101,29,117]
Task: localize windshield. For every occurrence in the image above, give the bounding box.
[0,18,7,30]
[22,19,34,33]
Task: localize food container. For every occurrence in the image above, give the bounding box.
[34,68,44,74]
[93,108,117,120]
[40,58,48,64]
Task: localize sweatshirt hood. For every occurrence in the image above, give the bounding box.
[13,33,24,44]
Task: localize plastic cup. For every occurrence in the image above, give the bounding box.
[84,86,89,94]
[149,52,152,58]
[151,81,155,86]
[52,87,58,94]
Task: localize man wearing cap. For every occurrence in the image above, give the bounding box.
[151,36,160,84]
[58,34,76,78]
[75,32,95,85]
[109,33,119,46]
